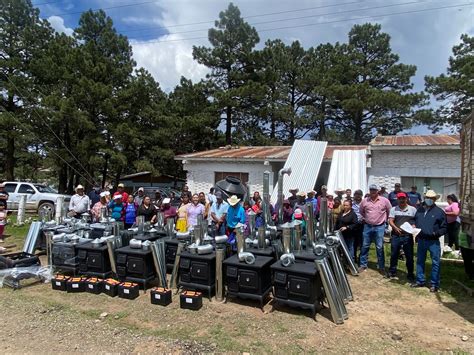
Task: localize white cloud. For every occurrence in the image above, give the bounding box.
[48,16,74,36]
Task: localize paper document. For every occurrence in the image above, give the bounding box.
[400,222,421,237]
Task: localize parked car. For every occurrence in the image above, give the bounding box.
[3,181,71,215]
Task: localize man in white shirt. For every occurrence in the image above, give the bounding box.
[68,185,91,218]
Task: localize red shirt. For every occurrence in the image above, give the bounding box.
[113,191,129,203]
[359,195,392,225]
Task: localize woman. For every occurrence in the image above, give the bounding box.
[198,191,210,219]
[331,197,343,227]
[137,196,157,224]
[124,195,139,229]
[108,194,125,222]
[187,193,205,228]
[91,192,108,222]
[252,198,265,228]
[176,194,190,232]
[282,199,293,223]
[335,200,358,260]
[445,194,461,250]
[292,208,306,235]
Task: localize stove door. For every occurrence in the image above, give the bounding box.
[226,266,239,292]
[239,270,258,291]
[116,253,127,266]
[288,275,310,298]
[273,271,288,299]
[191,261,209,281]
[127,257,144,274]
[87,252,103,269]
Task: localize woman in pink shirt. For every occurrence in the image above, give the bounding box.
[187,194,205,228]
[444,194,460,250]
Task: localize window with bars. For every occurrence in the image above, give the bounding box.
[400,177,459,201]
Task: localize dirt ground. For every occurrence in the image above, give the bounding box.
[0,263,472,354]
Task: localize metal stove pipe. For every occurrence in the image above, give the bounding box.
[335,230,359,276]
[238,252,256,264]
[236,226,245,254]
[194,225,202,246]
[215,248,225,301]
[137,215,145,235]
[248,211,257,238]
[294,222,302,251]
[17,194,27,225]
[306,202,315,250]
[328,246,353,303]
[319,197,328,236]
[156,212,165,230]
[257,226,266,249]
[55,196,65,224]
[106,238,117,275]
[277,167,292,224]
[166,218,175,237]
[170,242,185,289]
[151,241,165,288]
[262,171,273,226]
[200,218,208,240]
[282,225,292,254]
[280,253,295,267]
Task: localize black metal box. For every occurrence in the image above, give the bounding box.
[76,242,112,278]
[103,278,120,297]
[85,278,103,294]
[115,246,156,289]
[180,291,202,310]
[118,282,140,300]
[51,275,70,291]
[0,252,40,269]
[150,287,172,306]
[66,277,87,293]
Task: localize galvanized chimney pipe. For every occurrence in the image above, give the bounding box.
[262,171,273,226]
[277,168,292,224]
[306,202,315,250]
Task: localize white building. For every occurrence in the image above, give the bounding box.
[175,134,461,201]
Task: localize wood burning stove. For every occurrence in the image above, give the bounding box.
[178,251,216,298]
[76,242,113,279]
[115,245,156,289]
[52,239,90,274]
[223,254,273,308]
[271,260,323,318]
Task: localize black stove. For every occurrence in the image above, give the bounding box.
[164,238,181,272]
[52,239,90,274]
[293,250,317,262]
[115,246,156,289]
[179,250,216,298]
[76,242,113,279]
[271,260,323,318]
[245,246,275,260]
[223,254,273,308]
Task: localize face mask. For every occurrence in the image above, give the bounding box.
[424,199,434,207]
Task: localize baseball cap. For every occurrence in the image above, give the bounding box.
[215,191,222,199]
[369,184,378,190]
[100,191,107,198]
[396,192,407,199]
[138,187,144,192]
[118,183,125,188]
[294,208,303,219]
[162,198,171,204]
[395,183,401,187]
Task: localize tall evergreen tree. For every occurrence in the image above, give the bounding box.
[192,3,260,145]
[425,34,474,130]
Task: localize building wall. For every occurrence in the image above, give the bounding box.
[369,148,461,193]
[182,161,275,195]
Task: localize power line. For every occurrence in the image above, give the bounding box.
[130,2,473,45]
[124,0,433,41]
[5,75,98,185]
[33,0,62,6]
[52,0,159,17]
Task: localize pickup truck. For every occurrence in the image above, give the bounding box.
[3,181,71,215]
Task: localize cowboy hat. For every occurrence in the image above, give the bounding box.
[289,188,299,193]
[297,191,306,197]
[424,190,440,199]
[117,183,125,188]
[307,190,316,195]
[227,195,241,206]
[100,191,107,198]
[334,187,344,193]
[75,184,84,191]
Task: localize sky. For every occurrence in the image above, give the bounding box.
[35,0,474,134]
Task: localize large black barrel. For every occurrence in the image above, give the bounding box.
[214,176,248,200]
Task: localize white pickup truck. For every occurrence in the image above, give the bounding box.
[3,181,71,215]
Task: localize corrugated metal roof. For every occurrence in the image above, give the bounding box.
[270,140,327,204]
[327,149,367,195]
[371,134,460,146]
[176,145,367,161]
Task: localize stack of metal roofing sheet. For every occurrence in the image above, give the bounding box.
[270,140,327,204]
[326,149,367,195]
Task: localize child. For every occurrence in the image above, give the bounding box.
[0,202,7,242]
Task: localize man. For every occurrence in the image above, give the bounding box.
[134,187,145,206]
[161,198,177,223]
[352,189,364,262]
[88,186,101,207]
[345,188,352,201]
[225,195,245,233]
[316,185,328,213]
[387,192,417,281]
[288,188,299,208]
[0,183,9,210]
[68,185,90,218]
[407,185,422,207]
[113,183,128,203]
[379,186,389,199]
[334,188,344,201]
[359,184,392,273]
[388,183,402,207]
[412,190,447,292]
[306,190,318,214]
[294,191,307,212]
[210,192,228,236]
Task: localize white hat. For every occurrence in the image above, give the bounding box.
[75,184,84,191]
[138,187,144,192]
[334,187,344,193]
[425,190,440,199]
[100,191,107,198]
[118,183,125,188]
[113,194,122,200]
[105,191,110,196]
[227,195,241,206]
[297,191,306,197]
[162,198,171,204]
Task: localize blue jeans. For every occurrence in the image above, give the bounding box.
[341,233,355,261]
[359,224,385,269]
[389,235,414,278]
[212,221,226,236]
[416,239,441,288]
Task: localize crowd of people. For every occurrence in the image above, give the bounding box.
[0,179,462,292]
